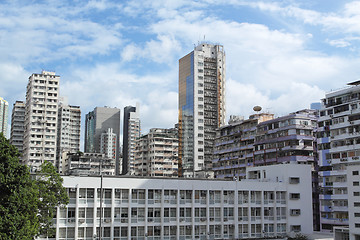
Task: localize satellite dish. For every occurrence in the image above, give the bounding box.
[253,106,262,112]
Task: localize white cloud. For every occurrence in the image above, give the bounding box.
[0,2,123,64]
[227,79,325,120]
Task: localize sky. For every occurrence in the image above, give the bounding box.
[1,0,360,143]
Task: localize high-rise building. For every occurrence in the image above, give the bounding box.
[179,43,225,178]
[213,113,274,180]
[134,127,178,177]
[100,128,117,160]
[85,107,121,174]
[23,71,60,172]
[0,97,9,136]
[123,103,140,175]
[317,81,360,232]
[10,101,25,155]
[56,97,81,174]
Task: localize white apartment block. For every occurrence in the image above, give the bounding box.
[134,128,178,177]
[100,128,117,161]
[0,96,9,136]
[179,43,226,178]
[347,165,360,240]
[47,164,313,240]
[23,71,60,172]
[10,100,25,155]
[123,104,141,175]
[57,98,81,173]
[317,81,360,232]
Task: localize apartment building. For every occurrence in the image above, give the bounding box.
[57,98,81,173]
[123,104,140,175]
[100,128,117,161]
[47,164,312,240]
[134,128,178,177]
[213,113,274,180]
[23,71,60,172]
[179,43,226,178]
[317,81,360,231]
[85,107,121,175]
[63,152,115,176]
[254,109,317,166]
[0,96,9,136]
[10,100,25,155]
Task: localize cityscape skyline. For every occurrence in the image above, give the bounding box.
[2,0,360,142]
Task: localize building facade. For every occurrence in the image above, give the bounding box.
[0,96,9,136]
[100,128,117,161]
[48,164,312,240]
[63,152,115,176]
[122,104,140,175]
[23,71,60,172]
[317,81,360,231]
[85,107,121,175]
[57,98,81,174]
[213,113,274,180]
[134,128,178,177]
[254,109,318,166]
[10,100,25,155]
[179,43,226,178]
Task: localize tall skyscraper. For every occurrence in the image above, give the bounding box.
[122,103,140,175]
[0,97,9,136]
[85,107,121,174]
[10,101,25,155]
[23,71,60,172]
[56,97,81,174]
[179,43,226,178]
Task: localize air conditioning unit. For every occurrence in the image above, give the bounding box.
[104,219,111,223]
[68,219,75,223]
[78,219,85,224]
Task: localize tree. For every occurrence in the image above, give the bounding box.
[36,161,69,237]
[0,133,69,239]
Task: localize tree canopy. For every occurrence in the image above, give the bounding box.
[0,133,69,239]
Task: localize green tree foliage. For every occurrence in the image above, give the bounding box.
[0,134,69,239]
[0,133,39,239]
[37,161,69,237]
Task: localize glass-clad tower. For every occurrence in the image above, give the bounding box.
[179,43,225,178]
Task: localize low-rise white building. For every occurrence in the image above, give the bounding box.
[50,164,313,240]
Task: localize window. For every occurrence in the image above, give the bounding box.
[291,225,301,232]
[355,202,360,207]
[289,193,300,200]
[354,171,359,176]
[290,209,301,216]
[356,223,360,228]
[289,177,300,184]
[354,182,360,186]
[354,192,360,196]
[354,212,360,217]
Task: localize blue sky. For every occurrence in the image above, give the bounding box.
[1,0,360,141]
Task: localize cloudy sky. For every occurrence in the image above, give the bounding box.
[2,0,360,142]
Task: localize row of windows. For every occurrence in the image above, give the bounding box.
[57,223,291,239]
